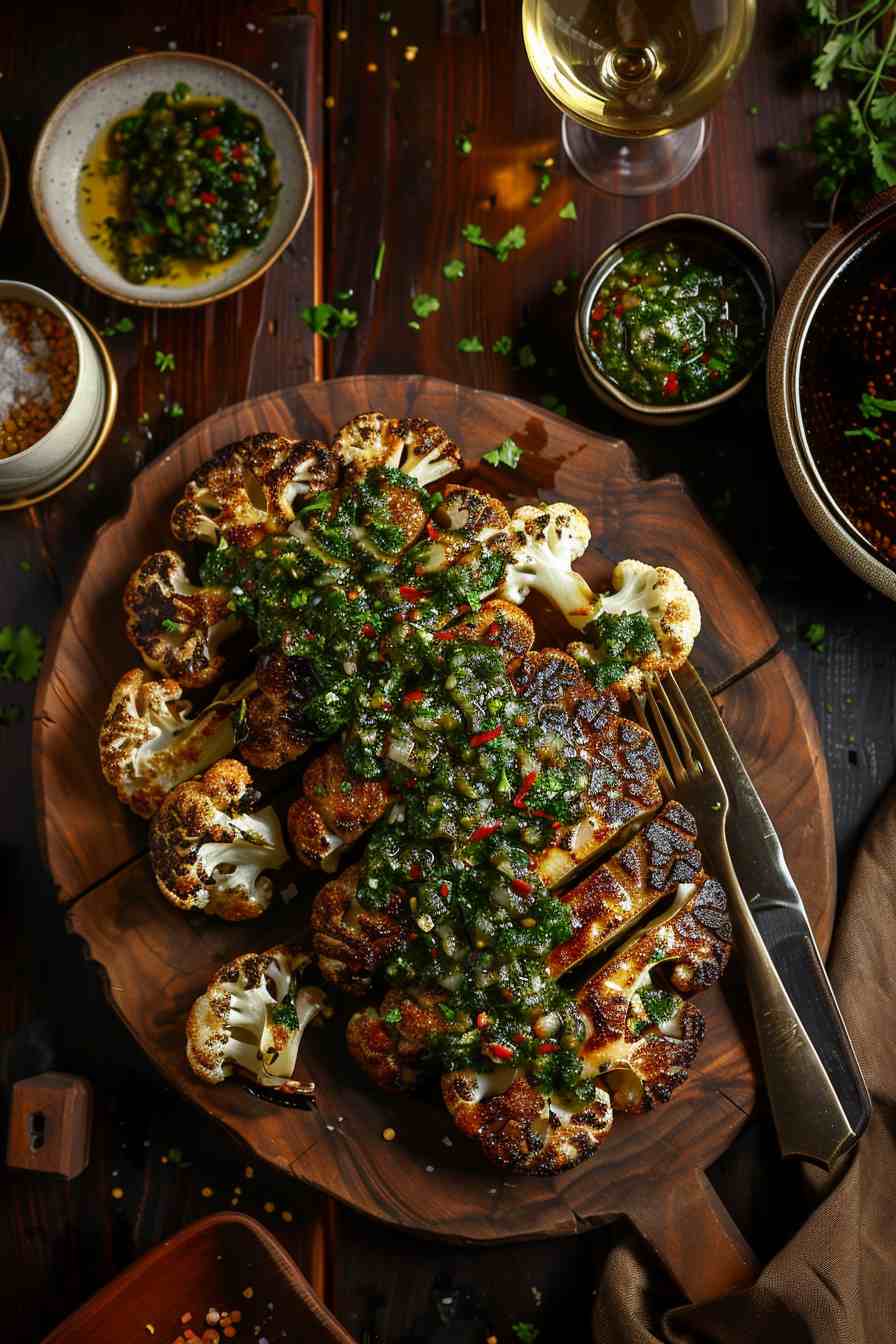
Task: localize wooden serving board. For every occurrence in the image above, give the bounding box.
[34,376,834,1301]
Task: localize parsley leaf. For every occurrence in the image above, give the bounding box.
[300,302,359,338]
[461,222,527,262]
[103,316,135,336]
[541,393,567,416]
[454,131,473,155]
[154,350,175,373]
[383,1008,402,1024]
[803,622,826,652]
[373,241,386,281]
[457,336,484,353]
[492,335,512,355]
[0,625,44,682]
[411,293,440,319]
[518,344,536,368]
[483,437,521,469]
[512,1325,540,1344]
[558,200,578,220]
[551,278,567,295]
[442,258,465,280]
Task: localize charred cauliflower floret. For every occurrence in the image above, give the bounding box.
[347,987,465,1091]
[288,750,392,870]
[331,413,462,485]
[310,862,408,995]
[171,433,337,548]
[124,550,242,690]
[415,485,511,574]
[497,503,597,628]
[149,759,289,920]
[238,651,315,772]
[568,560,701,699]
[432,598,535,660]
[186,943,327,1089]
[441,1068,614,1175]
[99,668,253,818]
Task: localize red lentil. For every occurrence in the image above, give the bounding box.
[0,301,78,457]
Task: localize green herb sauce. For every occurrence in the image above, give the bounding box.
[588,239,764,406]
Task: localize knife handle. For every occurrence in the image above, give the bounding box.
[717,851,860,1169]
[766,928,870,1140]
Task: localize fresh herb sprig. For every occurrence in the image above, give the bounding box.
[804,0,896,206]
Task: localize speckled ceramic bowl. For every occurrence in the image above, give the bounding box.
[767,186,896,600]
[574,213,775,428]
[29,52,312,308]
[0,280,114,501]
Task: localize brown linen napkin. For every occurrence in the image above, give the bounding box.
[592,782,896,1344]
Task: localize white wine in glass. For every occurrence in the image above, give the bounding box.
[522,0,756,196]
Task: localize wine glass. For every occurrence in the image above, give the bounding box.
[522,0,756,197]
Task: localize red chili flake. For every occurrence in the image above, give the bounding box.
[399,584,427,601]
[709,369,720,380]
[510,878,532,896]
[199,191,219,205]
[469,821,501,843]
[592,330,604,346]
[380,701,392,712]
[700,351,711,365]
[593,303,606,321]
[512,1032,527,1044]
[433,629,454,641]
[662,372,679,398]
[485,1043,515,1062]
[681,341,691,354]
[513,771,538,808]
[409,863,423,880]
[165,195,176,206]
[551,821,563,831]
[197,234,207,245]
[393,612,406,623]
[484,622,501,642]
[360,622,376,638]
[403,689,424,704]
[200,127,221,140]
[230,171,243,183]
[475,1012,490,1031]
[213,146,225,163]
[537,1042,559,1055]
[430,947,439,959]
[614,304,624,320]
[425,520,439,540]
[439,882,449,898]
[469,727,503,748]
[231,143,246,160]
[630,274,641,285]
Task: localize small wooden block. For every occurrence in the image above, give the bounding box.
[6,1072,92,1178]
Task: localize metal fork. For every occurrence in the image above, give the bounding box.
[632,673,860,1169]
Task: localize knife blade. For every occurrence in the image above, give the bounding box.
[678,661,871,1140]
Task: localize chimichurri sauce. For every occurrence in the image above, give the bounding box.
[587,239,765,406]
[98,83,280,285]
[207,468,614,1099]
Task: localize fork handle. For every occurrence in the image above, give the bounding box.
[716,851,858,1170]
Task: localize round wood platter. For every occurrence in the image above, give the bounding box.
[34,376,835,1300]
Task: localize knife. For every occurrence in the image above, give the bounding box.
[678,661,871,1152]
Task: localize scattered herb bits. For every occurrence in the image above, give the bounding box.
[457,336,485,353]
[483,437,522,469]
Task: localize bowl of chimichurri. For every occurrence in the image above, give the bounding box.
[575,214,774,427]
[30,52,312,308]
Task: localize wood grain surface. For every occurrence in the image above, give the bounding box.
[41,379,834,1271]
[2,1,887,1339]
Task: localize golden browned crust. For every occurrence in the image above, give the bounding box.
[310,863,408,994]
[331,413,461,485]
[346,987,462,1091]
[440,1070,613,1175]
[170,433,337,548]
[123,549,241,690]
[238,651,314,771]
[287,749,393,869]
[547,800,701,978]
[149,758,288,921]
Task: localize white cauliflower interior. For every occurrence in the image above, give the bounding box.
[497,503,597,628]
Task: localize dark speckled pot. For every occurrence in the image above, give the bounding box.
[767,186,896,600]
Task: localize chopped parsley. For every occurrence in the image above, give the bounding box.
[457,336,484,353]
[461,222,527,262]
[442,258,465,280]
[103,316,135,336]
[483,437,521,469]
[492,335,512,355]
[518,344,536,368]
[0,625,44,683]
[411,293,440,319]
[454,131,473,155]
[803,622,826,652]
[154,350,175,373]
[558,200,577,220]
[300,302,359,338]
[373,240,386,281]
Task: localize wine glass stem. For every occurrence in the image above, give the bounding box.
[561,112,711,197]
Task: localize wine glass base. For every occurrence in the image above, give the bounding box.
[561,113,711,197]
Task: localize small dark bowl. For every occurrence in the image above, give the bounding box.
[768,186,896,600]
[575,212,776,428]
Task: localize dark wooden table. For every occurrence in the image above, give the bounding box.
[2,3,893,1341]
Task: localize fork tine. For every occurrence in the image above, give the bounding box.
[643,682,688,788]
[651,675,698,775]
[665,671,724,788]
[630,693,675,797]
